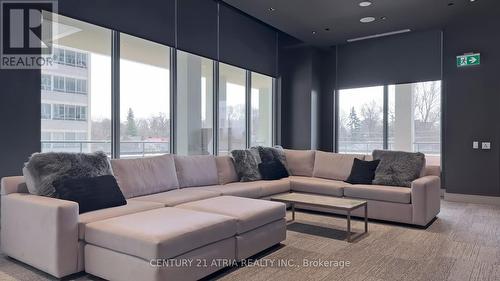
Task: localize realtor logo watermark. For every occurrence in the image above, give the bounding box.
[1,0,57,69]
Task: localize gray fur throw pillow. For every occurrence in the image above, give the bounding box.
[372,150,425,187]
[23,151,113,197]
[254,145,290,173]
[231,149,261,182]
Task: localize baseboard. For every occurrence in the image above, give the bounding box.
[444,192,500,206]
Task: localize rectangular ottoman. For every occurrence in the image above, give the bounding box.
[177,196,287,260]
[84,207,237,281]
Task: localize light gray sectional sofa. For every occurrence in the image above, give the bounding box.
[0,149,441,280]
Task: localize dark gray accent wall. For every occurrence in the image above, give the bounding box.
[0,69,40,178]
[59,0,176,47]
[219,4,277,76]
[318,48,337,152]
[337,30,442,89]
[177,0,218,59]
[279,41,335,150]
[443,5,500,196]
[280,46,313,149]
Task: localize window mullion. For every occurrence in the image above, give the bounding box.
[170,49,177,155]
[383,85,389,150]
[213,62,220,155]
[111,31,120,159]
[245,70,252,148]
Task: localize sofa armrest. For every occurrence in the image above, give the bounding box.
[1,193,79,278]
[1,176,28,195]
[411,176,441,226]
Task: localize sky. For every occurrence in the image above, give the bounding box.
[338,85,384,120]
[90,54,266,122]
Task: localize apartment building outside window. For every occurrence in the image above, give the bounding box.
[41,11,111,154]
[41,104,51,119]
[52,47,88,68]
[41,74,51,90]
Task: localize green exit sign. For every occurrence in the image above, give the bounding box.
[457,53,480,67]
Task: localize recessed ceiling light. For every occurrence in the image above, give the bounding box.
[380,16,387,20]
[359,1,372,7]
[269,7,275,11]
[360,17,376,23]
[312,31,317,35]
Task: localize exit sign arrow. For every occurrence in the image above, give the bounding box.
[457,53,481,67]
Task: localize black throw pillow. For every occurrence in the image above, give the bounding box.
[258,160,289,180]
[53,175,127,214]
[346,159,381,185]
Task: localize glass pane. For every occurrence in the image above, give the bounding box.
[41,12,112,154]
[218,63,246,155]
[120,33,170,158]
[338,86,384,154]
[388,81,441,164]
[176,50,214,155]
[251,72,273,147]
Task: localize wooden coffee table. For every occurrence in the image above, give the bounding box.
[271,193,368,242]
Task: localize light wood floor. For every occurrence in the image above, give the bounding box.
[1,200,499,281]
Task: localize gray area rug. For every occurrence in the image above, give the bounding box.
[0,200,499,281]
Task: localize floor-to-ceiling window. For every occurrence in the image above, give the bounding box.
[338,86,384,154]
[119,33,170,158]
[337,81,441,160]
[218,63,247,155]
[40,13,275,158]
[176,51,214,155]
[388,80,441,163]
[251,72,273,147]
[41,12,112,154]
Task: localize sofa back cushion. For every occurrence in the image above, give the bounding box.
[423,165,440,177]
[111,154,179,198]
[284,149,315,177]
[313,151,365,181]
[215,156,239,185]
[174,155,219,188]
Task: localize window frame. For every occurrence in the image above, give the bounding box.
[41,12,276,158]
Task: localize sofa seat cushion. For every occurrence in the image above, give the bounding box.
[78,200,163,240]
[343,185,411,204]
[208,182,263,198]
[129,187,221,207]
[177,196,286,234]
[289,176,348,197]
[174,155,219,188]
[260,179,290,197]
[85,208,237,261]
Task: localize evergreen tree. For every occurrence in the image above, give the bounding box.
[347,107,361,138]
[126,108,138,137]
